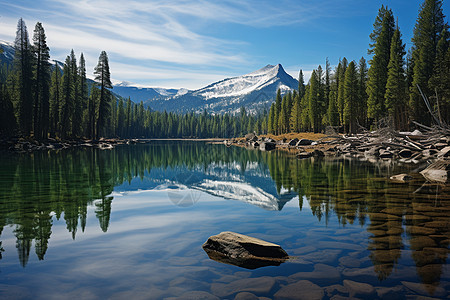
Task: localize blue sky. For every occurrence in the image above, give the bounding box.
[0,0,449,89]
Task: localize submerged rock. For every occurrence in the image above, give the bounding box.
[259,142,276,151]
[202,231,288,269]
[389,173,413,183]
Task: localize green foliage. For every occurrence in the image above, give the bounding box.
[385,28,407,129]
[343,61,359,133]
[366,6,395,123]
[410,0,447,124]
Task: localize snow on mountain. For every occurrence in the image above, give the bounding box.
[145,64,298,114]
[0,40,15,63]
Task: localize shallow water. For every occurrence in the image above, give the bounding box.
[0,141,448,299]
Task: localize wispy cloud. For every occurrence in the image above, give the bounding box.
[0,0,353,88]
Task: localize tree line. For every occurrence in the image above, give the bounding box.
[268,1,449,134]
[1,0,448,139]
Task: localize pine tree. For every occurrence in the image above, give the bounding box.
[268,103,275,134]
[32,22,51,140]
[298,70,306,100]
[94,51,112,139]
[343,61,358,133]
[12,18,34,136]
[60,56,73,138]
[337,58,348,125]
[385,27,407,130]
[78,53,88,137]
[274,89,282,134]
[309,69,321,132]
[49,64,61,137]
[429,28,450,122]
[357,57,368,127]
[409,0,447,124]
[289,94,301,132]
[366,6,395,124]
[70,50,83,137]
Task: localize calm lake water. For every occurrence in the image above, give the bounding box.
[0,141,448,299]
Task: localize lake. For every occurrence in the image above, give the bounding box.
[0,141,448,299]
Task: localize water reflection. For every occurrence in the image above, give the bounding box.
[0,141,448,290]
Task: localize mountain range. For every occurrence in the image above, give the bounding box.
[1,40,298,114]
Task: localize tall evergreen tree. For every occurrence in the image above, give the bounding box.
[337,58,348,125]
[94,51,112,139]
[409,0,447,124]
[385,27,407,130]
[366,6,395,124]
[309,70,321,132]
[298,70,306,100]
[32,22,51,140]
[357,57,368,127]
[12,18,34,136]
[343,61,359,133]
[60,56,73,138]
[78,53,88,136]
[49,64,61,137]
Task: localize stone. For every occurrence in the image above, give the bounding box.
[274,280,324,300]
[390,173,413,183]
[379,149,393,158]
[325,284,348,298]
[398,149,413,158]
[312,149,325,157]
[259,142,276,151]
[245,132,257,141]
[170,291,220,300]
[234,292,259,300]
[202,231,288,269]
[343,280,376,298]
[289,263,341,285]
[288,138,299,146]
[211,277,276,298]
[297,152,313,159]
[401,281,446,298]
[297,139,313,146]
[376,285,405,300]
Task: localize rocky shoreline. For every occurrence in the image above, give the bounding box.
[0,137,147,153]
[226,128,450,183]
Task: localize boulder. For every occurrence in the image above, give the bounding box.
[244,133,257,142]
[288,138,299,146]
[297,152,313,159]
[389,174,412,183]
[297,139,313,146]
[398,149,413,158]
[259,142,276,151]
[202,231,288,269]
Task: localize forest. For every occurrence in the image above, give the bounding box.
[0,0,449,140]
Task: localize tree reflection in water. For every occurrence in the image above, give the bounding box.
[0,142,447,288]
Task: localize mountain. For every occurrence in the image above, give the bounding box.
[112,81,189,103]
[145,64,298,114]
[0,40,15,65]
[115,161,296,211]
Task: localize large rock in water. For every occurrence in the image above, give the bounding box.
[259,141,276,151]
[202,231,289,269]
